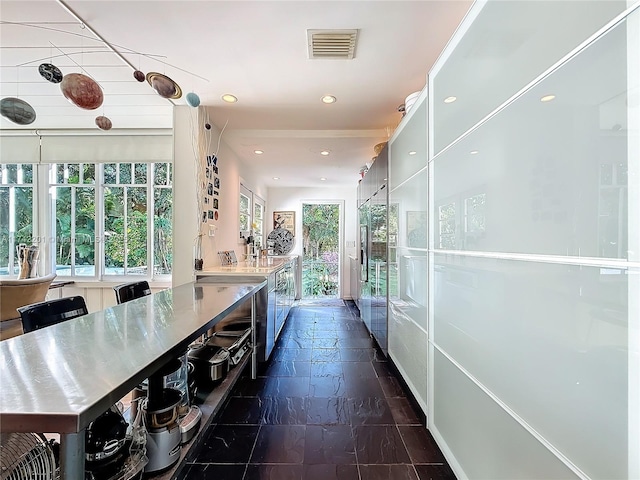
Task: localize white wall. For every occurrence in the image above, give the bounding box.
[172,106,267,287]
[267,186,358,299]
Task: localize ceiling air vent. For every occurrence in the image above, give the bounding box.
[307,29,358,59]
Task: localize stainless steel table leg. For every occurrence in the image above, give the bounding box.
[60,430,85,480]
[251,293,257,379]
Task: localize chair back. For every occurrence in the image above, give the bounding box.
[113,281,151,304]
[18,296,88,334]
[0,273,57,340]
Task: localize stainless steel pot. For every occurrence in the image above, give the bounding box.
[188,343,230,384]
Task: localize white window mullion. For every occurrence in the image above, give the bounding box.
[96,164,105,280]
[148,163,154,278]
[70,185,76,276]
[8,186,16,274]
[123,187,128,274]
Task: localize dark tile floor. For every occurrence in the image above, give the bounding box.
[177,302,456,480]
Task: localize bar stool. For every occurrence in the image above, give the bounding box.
[17,296,88,334]
[113,281,151,304]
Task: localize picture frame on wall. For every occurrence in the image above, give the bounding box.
[274,210,295,236]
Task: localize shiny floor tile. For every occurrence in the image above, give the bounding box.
[353,425,411,464]
[306,397,350,425]
[304,425,357,465]
[184,303,456,480]
[398,426,448,464]
[177,463,246,480]
[260,396,307,425]
[302,464,360,480]
[250,425,306,464]
[244,464,303,480]
[189,424,259,463]
[359,464,419,480]
[414,464,457,480]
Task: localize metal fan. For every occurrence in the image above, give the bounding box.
[0,432,57,480]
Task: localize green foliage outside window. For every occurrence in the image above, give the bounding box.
[302,203,340,298]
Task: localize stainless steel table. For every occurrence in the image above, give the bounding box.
[0,280,266,479]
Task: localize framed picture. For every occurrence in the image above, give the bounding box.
[274,211,295,236]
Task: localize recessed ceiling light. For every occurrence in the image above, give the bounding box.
[320,177,327,181]
[320,150,330,156]
[321,95,337,104]
[470,150,479,155]
[272,177,280,180]
[540,94,556,102]
[222,94,238,103]
[444,96,457,104]
[408,151,417,155]
[254,150,264,155]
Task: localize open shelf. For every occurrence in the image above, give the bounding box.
[150,350,252,480]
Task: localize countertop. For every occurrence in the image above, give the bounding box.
[0,280,266,434]
[196,256,297,277]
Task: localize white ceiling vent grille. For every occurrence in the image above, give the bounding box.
[307,29,358,59]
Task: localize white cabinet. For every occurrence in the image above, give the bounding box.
[388,88,428,413]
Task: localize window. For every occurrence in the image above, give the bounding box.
[239,185,265,248]
[0,164,35,275]
[51,163,97,276]
[253,195,265,247]
[239,186,251,240]
[0,162,172,279]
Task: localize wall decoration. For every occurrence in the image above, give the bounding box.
[214,177,220,189]
[213,190,219,196]
[186,92,201,107]
[0,97,36,125]
[205,167,211,178]
[95,115,112,130]
[204,197,209,204]
[213,198,219,210]
[60,73,103,110]
[208,210,214,219]
[273,211,295,236]
[146,72,182,99]
[207,183,213,195]
[267,227,294,255]
[38,63,63,83]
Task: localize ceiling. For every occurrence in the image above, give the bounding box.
[0,0,473,187]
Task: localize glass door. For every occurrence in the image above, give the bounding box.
[301,202,341,298]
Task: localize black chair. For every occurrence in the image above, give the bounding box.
[113,281,151,304]
[17,296,88,333]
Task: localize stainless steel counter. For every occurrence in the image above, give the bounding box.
[196,255,296,278]
[0,280,265,478]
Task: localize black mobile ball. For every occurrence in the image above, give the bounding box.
[205,123,211,130]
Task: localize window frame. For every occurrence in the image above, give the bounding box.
[0,162,172,281]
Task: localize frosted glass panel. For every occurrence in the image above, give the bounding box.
[433,349,580,480]
[388,299,428,412]
[390,168,428,251]
[433,253,632,479]
[389,92,427,191]
[433,15,632,259]
[431,0,627,153]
